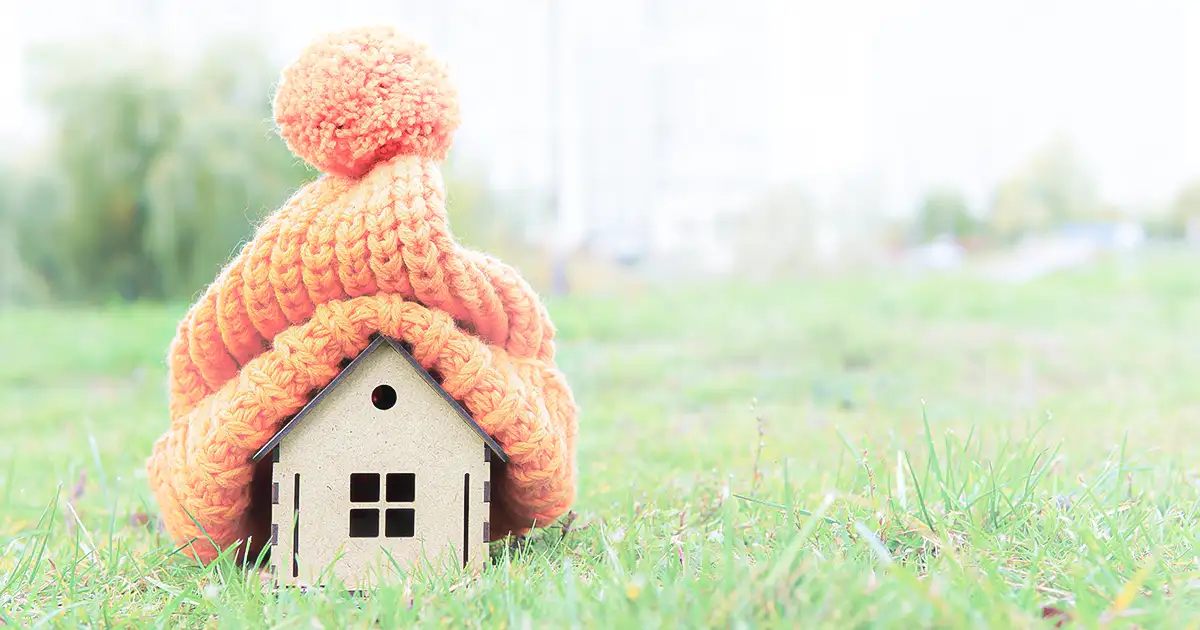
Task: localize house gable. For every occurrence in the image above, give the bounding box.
[264,334,497,588]
[251,334,507,463]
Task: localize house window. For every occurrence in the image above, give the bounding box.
[386,508,415,537]
[386,473,415,502]
[349,508,379,538]
[347,472,417,538]
[349,473,380,502]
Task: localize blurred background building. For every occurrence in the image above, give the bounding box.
[3,0,1200,301]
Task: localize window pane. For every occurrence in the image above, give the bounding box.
[349,509,379,538]
[385,508,415,538]
[350,473,380,502]
[386,473,416,502]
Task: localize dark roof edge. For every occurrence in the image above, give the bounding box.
[376,335,509,463]
[250,334,508,463]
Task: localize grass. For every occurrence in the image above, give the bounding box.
[2,250,1200,627]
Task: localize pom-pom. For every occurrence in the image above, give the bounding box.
[273,25,460,177]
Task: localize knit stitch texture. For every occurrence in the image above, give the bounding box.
[145,25,578,563]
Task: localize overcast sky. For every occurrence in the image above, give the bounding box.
[2,0,1198,218]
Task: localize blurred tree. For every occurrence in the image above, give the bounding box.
[0,164,26,305]
[11,152,71,292]
[14,37,315,303]
[1024,134,1098,222]
[913,187,979,242]
[10,35,509,304]
[986,134,1099,241]
[4,155,62,305]
[141,37,316,297]
[20,42,180,301]
[988,176,1050,242]
[1168,181,1200,238]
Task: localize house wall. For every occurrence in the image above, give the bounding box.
[269,344,492,590]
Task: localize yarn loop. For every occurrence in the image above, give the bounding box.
[273,25,461,177]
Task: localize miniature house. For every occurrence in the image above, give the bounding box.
[251,334,506,590]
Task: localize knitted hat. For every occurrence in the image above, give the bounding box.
[145,25,578,564]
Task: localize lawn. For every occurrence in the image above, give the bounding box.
[2,250,1199,628]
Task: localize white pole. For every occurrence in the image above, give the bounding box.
[547,0,580,294]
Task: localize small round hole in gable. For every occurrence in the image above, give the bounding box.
[371,384,397,410]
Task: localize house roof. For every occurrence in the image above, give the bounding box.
[251,334,508,463]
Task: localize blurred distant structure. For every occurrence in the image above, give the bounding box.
[619,0,773,275]
[1058,221,1147,253]
[4,0,1200,303]
[1187,218,1200,246]
[1169,182,1200,244]
[8,0,778,280]
[980,219,1147,284]
[517,0,776,277]
[905,235,966,271]
[1180,216,1200,246]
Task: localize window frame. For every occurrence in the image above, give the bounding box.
[347,471,418,539]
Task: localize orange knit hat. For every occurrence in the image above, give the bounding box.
[145,25,578,564]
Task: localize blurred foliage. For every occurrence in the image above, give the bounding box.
[912,187,979,242]
[0,36,548,306]
[0,167,31,304]
[4,31,1196,307]
[5,36,314,304]
[986,135,1099,241]
[1171,182,1200,219]
[1167,181,1200,238]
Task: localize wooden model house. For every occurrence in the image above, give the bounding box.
[251,334,507,590]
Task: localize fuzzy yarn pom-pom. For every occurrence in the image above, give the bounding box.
[272,25,461,177]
